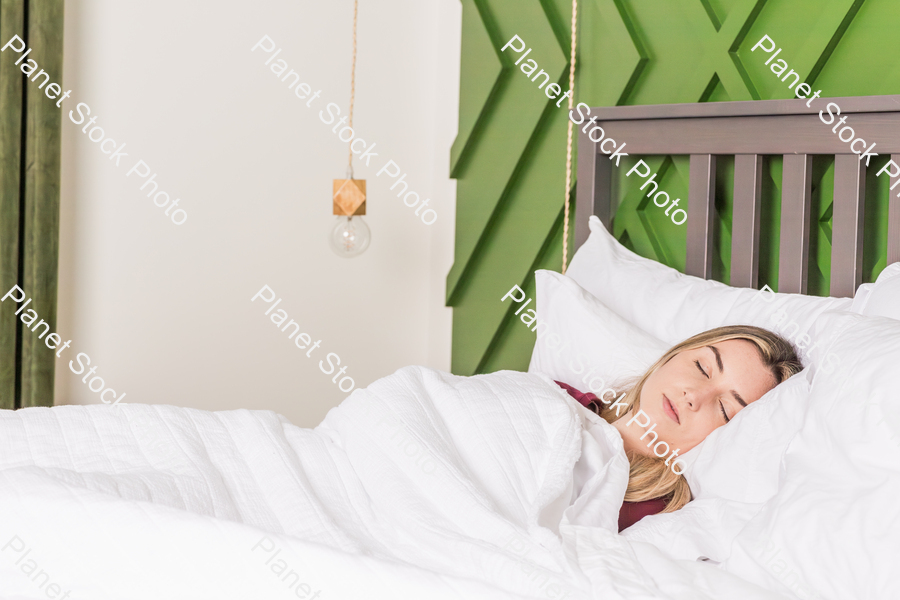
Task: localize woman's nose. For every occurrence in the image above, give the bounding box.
[684,387,714,411]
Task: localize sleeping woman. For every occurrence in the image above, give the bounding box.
[557,325,803,528]
[0,323,806,596]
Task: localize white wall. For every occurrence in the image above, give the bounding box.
[56,0,460,427]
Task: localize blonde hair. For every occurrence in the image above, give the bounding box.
[584,325,803,513]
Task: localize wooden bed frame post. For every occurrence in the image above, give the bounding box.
[830,155,866,297]
[778,154,813,294]
[685,154,716,279]
[575,125,612,248]
[731,154,763,289]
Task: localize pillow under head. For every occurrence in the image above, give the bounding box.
[724,311,900,599]
[682,371,811,503]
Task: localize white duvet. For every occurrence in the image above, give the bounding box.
[0,367,779,600]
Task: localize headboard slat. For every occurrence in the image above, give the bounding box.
[686,154,716,279]
[778,154,813,294]
[831,155,866,297]
[730,154,763,289]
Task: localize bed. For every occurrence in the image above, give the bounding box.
[1,96,899,600]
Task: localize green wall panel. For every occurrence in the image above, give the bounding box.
[450,0,503,174]
[449,0,900,376]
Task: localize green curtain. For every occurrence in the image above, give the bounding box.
[0,0,64,409]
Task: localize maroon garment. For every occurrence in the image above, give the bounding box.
[553,380,601,409]
[554,380,670,532]
[617,498,669,532]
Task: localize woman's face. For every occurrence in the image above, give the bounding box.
[636,339,776,453]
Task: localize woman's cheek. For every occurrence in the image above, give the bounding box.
[667,421,707,454]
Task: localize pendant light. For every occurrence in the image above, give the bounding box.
[330,0,370,258]
[331,177,369,257]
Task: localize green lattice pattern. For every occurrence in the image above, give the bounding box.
[449,0,894,376]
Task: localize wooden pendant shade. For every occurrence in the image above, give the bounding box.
[333,179,366,216]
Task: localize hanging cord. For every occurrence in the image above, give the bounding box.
[346,0,359,180]
[561,0,578,274]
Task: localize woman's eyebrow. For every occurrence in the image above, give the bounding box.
[706,345,724,373]
[705,345,748,407]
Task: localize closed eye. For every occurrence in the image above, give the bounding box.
[694,360,708,378]
[694,360,726,421]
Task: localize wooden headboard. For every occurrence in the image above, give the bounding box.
[574,95,900,297]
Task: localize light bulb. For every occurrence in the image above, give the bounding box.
[329,215,370,257]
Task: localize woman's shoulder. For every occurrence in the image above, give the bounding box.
[554,380,602,413]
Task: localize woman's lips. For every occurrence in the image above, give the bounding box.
[663,395,680,424]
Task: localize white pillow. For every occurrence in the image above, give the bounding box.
[850,261,900,320]
[683,371,811,503]
[527,269,667,393]
[723,311,900,599]
[565,216,853,366]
